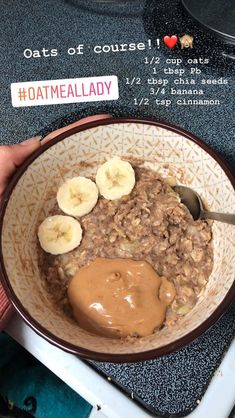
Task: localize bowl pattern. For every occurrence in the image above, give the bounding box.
[1,120,234,360]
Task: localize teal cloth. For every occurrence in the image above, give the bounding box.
[0,333,92,418]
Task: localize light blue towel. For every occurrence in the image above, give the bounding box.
[0,333,92,418]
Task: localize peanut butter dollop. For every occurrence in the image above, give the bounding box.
[68,258,176,338]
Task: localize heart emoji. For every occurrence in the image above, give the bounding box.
[163,35,178,49]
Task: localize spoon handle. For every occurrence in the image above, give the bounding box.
[201,210,235,225]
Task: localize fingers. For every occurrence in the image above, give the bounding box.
[0,114,112,200]
[41,114,112,145]
[0,138,41,199]
[0,283,14,331]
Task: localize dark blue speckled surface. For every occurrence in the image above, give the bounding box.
[0,0,234,416]
[0,0,234,170]
[90,304,235,417]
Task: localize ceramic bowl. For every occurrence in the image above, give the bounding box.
[0,117,234,362]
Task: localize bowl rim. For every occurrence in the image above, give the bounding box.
[0,116,234,363]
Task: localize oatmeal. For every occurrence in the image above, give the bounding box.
[38,167,213,332]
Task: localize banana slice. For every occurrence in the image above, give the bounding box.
[95,157,135,200]
[38,215,82,255]
[57,177,98,217]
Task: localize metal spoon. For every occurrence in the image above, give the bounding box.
[173,185,235,225]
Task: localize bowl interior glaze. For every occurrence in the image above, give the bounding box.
[0,119,234,361]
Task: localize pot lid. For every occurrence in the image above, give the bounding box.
[182,0,235,44]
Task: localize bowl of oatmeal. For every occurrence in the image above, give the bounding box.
[0,117,234,361]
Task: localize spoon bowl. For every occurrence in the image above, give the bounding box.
[173,185,235,225]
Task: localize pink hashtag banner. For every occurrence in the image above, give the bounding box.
[11,75,119,107]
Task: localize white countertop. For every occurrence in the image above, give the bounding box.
[5,314,235,418]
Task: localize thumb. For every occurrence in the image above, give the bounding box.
[0,137,41,199]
